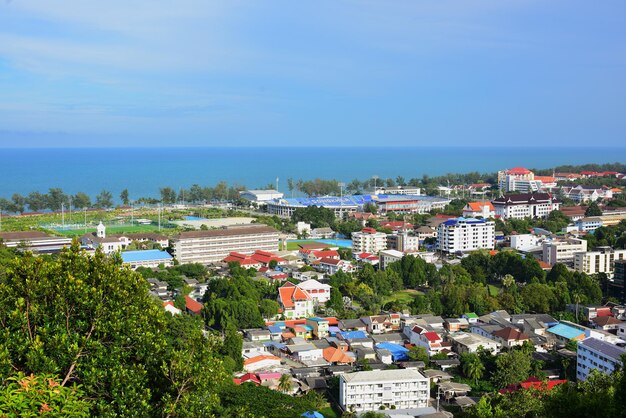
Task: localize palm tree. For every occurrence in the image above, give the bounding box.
[462,354,485,385]
[278,374,292,394]
[572,291,583,322]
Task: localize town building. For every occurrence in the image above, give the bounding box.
[497,167,539,193]
[574,217,603,233]
[373,186,421,195]
[574,247,626,277]
[386,231,420,252]
[298,279,332,305]
[492,193,560,220]
[509,234,542,251]
[560,185,613,203]
[339,369,429,412]
[352,227,387,254]
[436,217,495,254]
[81,222,125,254]
[121,249,174,269]
[170,225,279,264]
[379,249,404,270]
[542,238,587,266]
[0,230,72,253]
[462,201,496,218]
[239,189,284,203]
[278,281,315,319]
[447,332,501,354]
[318,257,355,275]
[576,338,626,381]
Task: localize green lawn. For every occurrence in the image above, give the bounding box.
[284,240,327,251]
[383,289,424,305]
[55,224,177,237]
[488,284,501,297]
[318,406,340,418]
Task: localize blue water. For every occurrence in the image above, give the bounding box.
[289,239,353,248]
[0,147,624,200]
[183,216,208,221]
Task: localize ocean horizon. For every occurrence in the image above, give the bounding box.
[1,146,625,200]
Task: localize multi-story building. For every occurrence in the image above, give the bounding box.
[239,189,284,203]
[613,260,626,303]
[497,167,540,193]
[352,227,387,254]
[278,281,314,319]
[574,247,626,277]
[509,234,542,251]
[0,230,72,254]
[492,193,560,219]
[378,249,404,270]
[339,369,429,412]
[576,337,626,381]
[386,231,420,252]
[436,217,495,254]
[121,250,174,270]
[560,185,613,203]
[171,225,279,264]
[373,186,421,195]
[575,217,603,233]
[298,279,332,305]
[542,238,587,266]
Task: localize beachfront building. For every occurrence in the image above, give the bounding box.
[497,167,540,193]
[171,225,279,264]
[576,338,626,381]
[492,193,560,220]
[0,231,72,253]
[121,249,174,270]
[574,247,626,277]
[542,238,587,266]
[239,189,284,204]
[265,195,450,217]
[436,217,495,254]
[352,227,387,254]
[339,369,429,412]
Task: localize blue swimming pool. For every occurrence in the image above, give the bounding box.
[183,216,208,221]
[289,239,352,248]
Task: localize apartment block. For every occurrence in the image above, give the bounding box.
[339,369,429,412]
[171,225,279,264]
[574,247,626,277]
[352,227,388,254]
[436,217,495,254]
[576,338,626,381]
[542,238,587,266]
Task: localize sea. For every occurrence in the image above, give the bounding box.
[0,147,624,200]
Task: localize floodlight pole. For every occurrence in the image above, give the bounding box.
[61,202,65,228]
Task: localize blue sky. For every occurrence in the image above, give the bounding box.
[0,1,625,148]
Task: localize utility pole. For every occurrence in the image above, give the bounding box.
[61,202,65,228]
[84,207,87,233]
[0,208,2,231]
[158,203,161,231]
[372,175,379,193]
[339,182,345,219]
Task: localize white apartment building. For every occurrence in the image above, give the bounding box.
[436,217,495,254]
[339,369,429,412]
[574,247,626,277]
[575,217,603,233]
[387,231,420,252]
[576,337,626,381]
[373,186,421,195]
[170,225,279,264]
[542,238,587,266]
[492,193,560,220]
[510,234,542,251]
[239,189,284,203]
[379,249,404,270]
[497,167,539,192]
[352,227,388,254]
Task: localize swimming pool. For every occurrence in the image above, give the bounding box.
[183,216,208,221]
[289,239,352,248]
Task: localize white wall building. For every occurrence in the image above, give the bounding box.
[575,217,603,233]
[352,227,388,254]
[497,167,539,192]
[298,278,332,304]
[436,217,495,254]
[171,225,279,264]
[542,238,588,266]
[492,193,560,220]
[373,186,421,195]
[576,337,626,381]
[339,369,429,413]
[239,189,284,203]
[510,234,542,251]
[379,249,404,270]
[574,247,626,277]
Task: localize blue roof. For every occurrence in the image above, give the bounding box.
[267,325,282,334]
[547,323,585,340]
[121,250,172,263]
[443,217,486,226]
[302,325,313,331]
[338,330,368,340]
[307,317,327,322]
[376,342,409,361]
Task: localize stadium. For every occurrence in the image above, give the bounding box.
[265,194,451,217]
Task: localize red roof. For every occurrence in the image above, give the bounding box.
[493,327,528,341]
[250,250,285,265]
[507,167,532,175]
[361,227,378,234]
[233,373,261,385]
[278,281,311,308]
[319,257,342,266]
[423,332,441,342]
[380,221,414,230]
[185,295,203,315]
[500,377,567,393]
[223,252,260,265]
[312,250,339,258]
[466,201,494,212]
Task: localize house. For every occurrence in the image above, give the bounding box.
[233,373,262,386]
[306,317,330,339]
[590,316,623,332]
[409,326,444,355]
[243,354,282,372]
[301,249,340,263]
[462,201,495,218]
[244,329,272,342]
[445,318,470,332]
[447,332,500,354]
[298,279,332,305]
[354,252,380,265]
[339,369,429,412]
[278,282,315,319]
[163,301,182,316]
[339,319,367,332]
[81,222,124,254]
[462,313,479,324]
[378,249,404,270]
[415,225,437,241]
[323,346,355,365]
[317,257,354,275]
[375,342,410,362]
[492,327,529,348]
[499,377,567,393]
[184,295,203,315]
[361,314,401,334]
[546,323,586,345]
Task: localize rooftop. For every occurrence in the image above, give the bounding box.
[121,249,173,263]
[341,368,426,384]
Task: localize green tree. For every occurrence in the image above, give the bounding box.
[160,187,178,204]
[72,192,91,209]
[278,374,292,394]
[461,352,486,384]
[26,191,48,211]
[492,349,532,388]
[220,323,243,372]
[407,346,429,362]
[46,187,67,211]
[585,201,602,217]
[94,190,113,208]
[120,189,130,206]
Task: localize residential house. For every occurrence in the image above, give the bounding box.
[306,317,330,339]
[243,354,282,372]
[278,281,315,319]
[184,295,203,315]
[298,279,332,305]
[492,327,529,348]
[361,314,401,334]
[318,257,354,275]
[447,332,501,354]
[462,201,496,218]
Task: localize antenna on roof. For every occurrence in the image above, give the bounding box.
[276,177,279,192]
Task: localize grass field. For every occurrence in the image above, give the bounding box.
[285,240,321,251]
[488,284,501,297]
[318,406,340,418]
[55,224,177,237]
[383,289,424,305]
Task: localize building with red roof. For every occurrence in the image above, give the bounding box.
[492,326,529,348]
[462,201,495,218]
[499,377,567,393]
[184,295,204,315]
[223,250,286,269]
[497,167,540,193]
[278,281,314,319]
[233,373,262,386]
